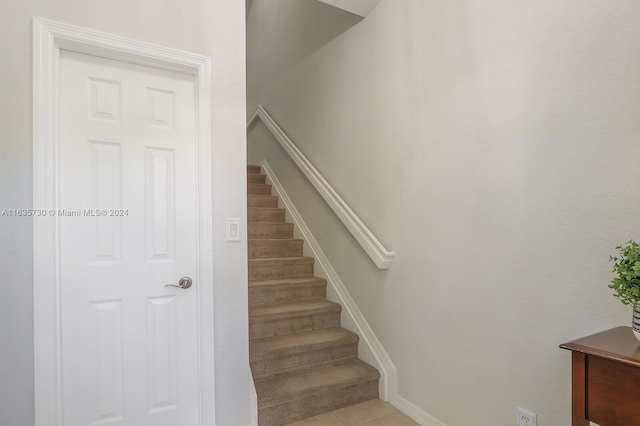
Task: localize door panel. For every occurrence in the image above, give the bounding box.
[59,50,200,426]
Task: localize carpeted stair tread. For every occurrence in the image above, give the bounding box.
[248,165,261,174]
[248,256,315,279]
[249,301,342,339]
[248,207,286,222]
[250,300,340,319]
[249,239,304,259]
[250,328,358,357]
[250,328,359,380]
[249,256,314,267]
[248,222,294,239]
[248,183,273,195]
[248,256,314,281]
[248,174,266,184]
[249,276,326,288]
[249,277,327,307]
[254,358,379,408]
[248,195,279,208]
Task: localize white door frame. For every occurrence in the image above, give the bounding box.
[32,17,215,426]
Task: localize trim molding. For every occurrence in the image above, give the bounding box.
[248,105,395,269]
[33,17,215,426]
[260,161,445,426]
[389,395,447,426]
[249,377,258,426]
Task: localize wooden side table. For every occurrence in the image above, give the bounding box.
[560,326,640,426]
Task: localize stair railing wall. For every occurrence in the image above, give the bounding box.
[247,109,446,425]
[258,160,395,401]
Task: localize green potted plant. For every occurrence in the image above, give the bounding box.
[609,240,640,340]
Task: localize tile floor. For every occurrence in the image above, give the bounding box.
[286,399,419,426]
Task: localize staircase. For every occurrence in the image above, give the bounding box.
[247,165,380,425]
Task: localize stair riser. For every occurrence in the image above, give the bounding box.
[249,311,340,340]
[248,223,294,239]
[247,165,261,174]
[258,381,378,425]
[249,240,303,259]
[249,262,313,281]
[248,208,286,223]
[248,174,266,184]
[248,196,279,208]
[249,283,326,306]
[248,184,273,196]
[250,343,357,380]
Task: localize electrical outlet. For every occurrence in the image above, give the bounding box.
[517,408,537,426]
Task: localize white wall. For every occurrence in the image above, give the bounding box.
[0,2,250,425]
[247,0,640,424]
[246,0,361,114]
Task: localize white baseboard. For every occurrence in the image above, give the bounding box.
[389,394,447,426]
[250,376,258,426]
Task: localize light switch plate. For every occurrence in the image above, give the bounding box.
[226,218,241,241]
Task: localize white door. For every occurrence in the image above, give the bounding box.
[58,50,201,426]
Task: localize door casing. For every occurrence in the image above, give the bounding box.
[32,17,215,426]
